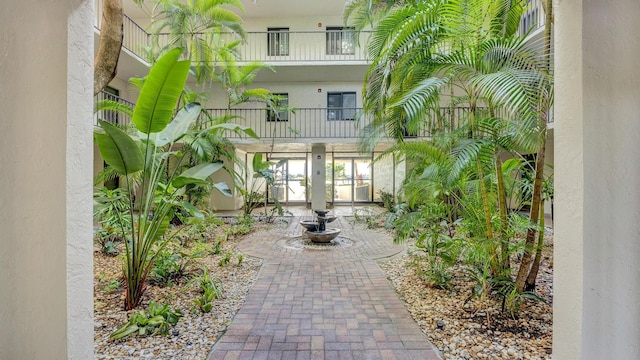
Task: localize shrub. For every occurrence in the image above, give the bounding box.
[110,301,183,340]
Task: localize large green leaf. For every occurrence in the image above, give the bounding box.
[151,102,202,146]
[171,162,224,189]
[95,121,144,175]
[133,48,190,134]
[205,122,259,139]
[213,182,232,197]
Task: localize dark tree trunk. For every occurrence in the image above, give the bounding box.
[94,0,123,96]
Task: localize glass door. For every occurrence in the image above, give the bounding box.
[333,158,353,203]
[354,158,372,202]
[286,158,307,203]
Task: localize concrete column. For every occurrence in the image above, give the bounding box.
[554,0,640,359]
[0,1,94,359]
[311,144,327,210]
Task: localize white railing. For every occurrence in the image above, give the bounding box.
[233,31,370,63]
[519,0,546,36]
[95,0,369,64]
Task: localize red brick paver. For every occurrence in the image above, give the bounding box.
[208,217,441,360]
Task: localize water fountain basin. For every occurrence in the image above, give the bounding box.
[304,228,341,243]
[300,210,341,243]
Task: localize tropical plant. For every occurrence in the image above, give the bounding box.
[94,49,256,309]
[110,301,183,340]
[250,153,289,222]
[149,0,246,83]
[187,267,224,313]
[93,187,131,242]
[347,0,553,299]
[150,245,203,286]
[218,251,231,266]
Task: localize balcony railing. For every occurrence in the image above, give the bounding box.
[95,0,151,63]
[229,31,369,63]
[94,90,552,138]
[96,0,545,64]
[95,0,369,64]
[519,0,546,36]
[94,91,134,126]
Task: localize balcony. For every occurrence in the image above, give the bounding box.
[95,91,498,140]
[94,0,369,65]
[519,0,546,36]
[96,0,545,65]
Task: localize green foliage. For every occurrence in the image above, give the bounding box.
[212,238,224,255]
[102,279,123,293]
[219,251,232,267]
[240,189,264,217]
[227,223,251,237]
[419,258,453,290]
[378,189,395,211]
[110,301,183,341]
[149,0,246,83]
[250,154,292,223]
[100,240,120,256]
[150,242,208,287]
[179,213,224,245]
[93,187,131,253]
[188,267,224,313]
[94,50,232,309]
[237,253,244,265]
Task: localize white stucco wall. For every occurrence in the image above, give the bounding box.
[554,0,640,359]
[0,1,94,359]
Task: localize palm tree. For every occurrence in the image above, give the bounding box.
[149,0,246,83]
[347,0,553,290]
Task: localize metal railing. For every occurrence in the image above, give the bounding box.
[93,90,552,136]
[97,0,545,63]
[94,91,134,126]
[200,107,490,139]
[234,31,370,63]
[95,0,151,62]
[95,0,369,64]
[519,0,546,36]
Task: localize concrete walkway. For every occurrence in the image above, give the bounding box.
[208,216,441,360]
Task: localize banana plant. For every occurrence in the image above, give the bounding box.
[95,48,255,309]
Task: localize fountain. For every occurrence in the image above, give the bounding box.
[300,209,341,243]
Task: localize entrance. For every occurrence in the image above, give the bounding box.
[330,158,372,204]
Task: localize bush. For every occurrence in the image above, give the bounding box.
[110,301,183,340]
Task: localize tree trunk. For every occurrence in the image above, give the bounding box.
[524,198,545,291]
[496,155,510,273]
[515,0,553,293]
[94,0,124,96]
[515,136,546,291]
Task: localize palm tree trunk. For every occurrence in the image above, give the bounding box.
[496,155,510,273]
[515,137,546,291]
[515,0,553,293]
[470,106,496,273]
[525,198,545,291]
[94,0,123,96]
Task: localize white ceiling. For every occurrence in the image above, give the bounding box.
[240,0,350,19]
[123,0,352,20]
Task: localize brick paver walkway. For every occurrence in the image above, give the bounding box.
[208,217,441,360]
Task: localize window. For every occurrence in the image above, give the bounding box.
[326,27,355,55]
[268,28,289,56]
[327,92,356,121]
[267,93,289,121]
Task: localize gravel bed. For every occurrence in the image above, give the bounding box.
[378,229,554,360]
[94,221,553,360]
[93,225,263,360]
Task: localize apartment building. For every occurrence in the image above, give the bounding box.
[95,0,552,212]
